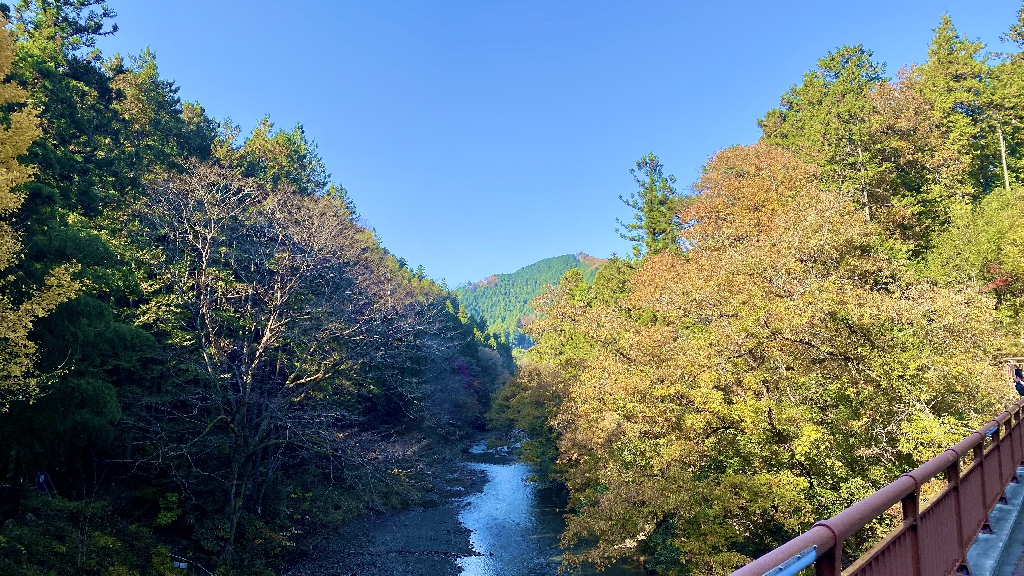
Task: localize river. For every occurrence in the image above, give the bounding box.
[458,441,643,576]
[287,439,645,576]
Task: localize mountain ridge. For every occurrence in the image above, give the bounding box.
[461,252,607,289]
[454,252,607,348]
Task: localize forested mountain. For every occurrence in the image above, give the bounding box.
[454,253,606,349]
[490,7,1024,576]
[0,2,511,574]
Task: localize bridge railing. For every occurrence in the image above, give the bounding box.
[730,397,1024,576]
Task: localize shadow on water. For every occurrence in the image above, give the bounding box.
[457,442,644,576]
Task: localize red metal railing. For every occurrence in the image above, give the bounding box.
[731,397,1024,576]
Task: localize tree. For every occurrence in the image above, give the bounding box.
[107,48,216,172]
[617,153,681,259]
[133,161,386,565]
[914,15,990,199]
[498,144,1012,575]
[8,0,117,53]
[760,45,887,222]
[130,159,498,568]
[0,16,78,406]
[757,35,1004,254]
[236,116,331,196]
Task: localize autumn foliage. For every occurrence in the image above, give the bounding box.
[492,11,1024,573]
[495,144,1012,573]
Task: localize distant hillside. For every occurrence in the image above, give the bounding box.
[455,253,607,348]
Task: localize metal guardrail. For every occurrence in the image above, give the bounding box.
[731,397,1024,576]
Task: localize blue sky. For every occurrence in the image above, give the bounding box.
[97,0,1022,286]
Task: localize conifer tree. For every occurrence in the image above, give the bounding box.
[760,45,887,220]
[0,18,78,405]
[616,152,681,258]
[915,14,989,199]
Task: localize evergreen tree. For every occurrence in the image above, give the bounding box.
[237,116,331,195]
[915,14,989,199]
[0,16,78,405]
[617,152,681,258]
[760,45,887,220]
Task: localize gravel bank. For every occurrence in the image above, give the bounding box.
[283,442,490,576]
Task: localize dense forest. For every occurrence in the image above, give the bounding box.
[0,2,514,574]
[6,1,1024,576]
[490,6,1024,576]
[454,253,606,349]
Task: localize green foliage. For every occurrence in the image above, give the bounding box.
[0,494,164,576]
[590,256,636,306]
[0,14,80,405]
[0,4,512,574]
[926,184,1024,315]
[454,253,606,348]
[490,8,1024,575]
[154,494,180,528]
[617,153,683,258]
[234,116,330,195]
[106,48,216,171]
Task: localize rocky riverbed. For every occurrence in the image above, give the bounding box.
[284,439,642,576]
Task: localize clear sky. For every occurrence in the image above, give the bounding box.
[95,0,1022,286]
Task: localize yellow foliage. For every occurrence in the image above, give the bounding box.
[0,18,80,406]
[508,143,1013,574]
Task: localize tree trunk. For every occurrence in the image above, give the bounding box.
[999,126,1011,192]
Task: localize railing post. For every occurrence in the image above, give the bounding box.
[902,489,923,576]
[947,460,968,569]
[1005,417,1017,485]
[1008,414,1017,473]
[815,541,842,576]
[1017,406,1024,466]
[975,442,988,514]
[995,424,1008,504]
[1014,408,1024,471]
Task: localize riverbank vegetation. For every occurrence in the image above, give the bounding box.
[0,2,512,574]
[490,6,1024,575]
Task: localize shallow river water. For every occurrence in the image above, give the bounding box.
[457,442,643,576]
[287,440,644,576]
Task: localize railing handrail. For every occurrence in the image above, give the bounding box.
[731,396,1024,576]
